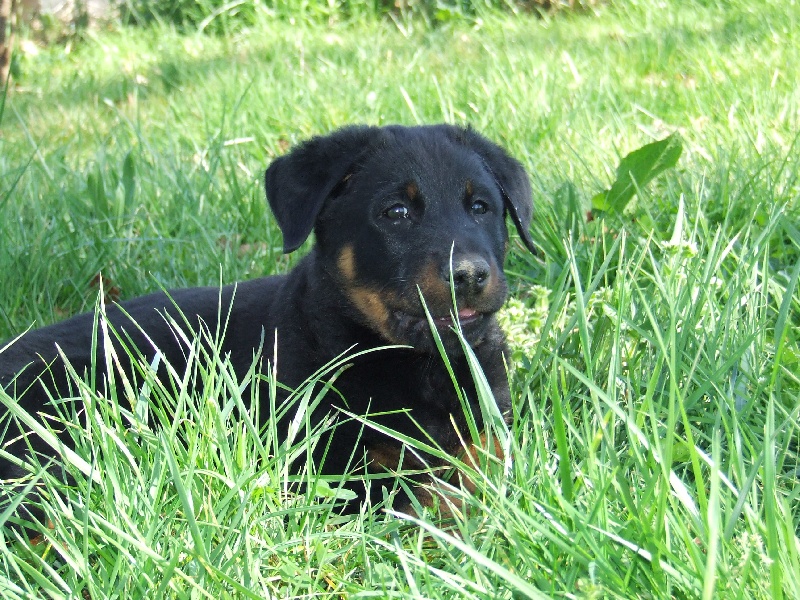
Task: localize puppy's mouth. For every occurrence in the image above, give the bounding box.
[392,307,485,331]
[430,308,481,327]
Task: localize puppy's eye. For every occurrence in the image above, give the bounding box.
[385,204,410,220]
[470,200,488,215]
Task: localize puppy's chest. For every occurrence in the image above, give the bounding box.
[335,352,478,425]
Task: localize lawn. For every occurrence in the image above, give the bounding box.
[1,0,799,597]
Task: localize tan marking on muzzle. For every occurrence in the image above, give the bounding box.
[482,261,504,300]
[417,260,452,308]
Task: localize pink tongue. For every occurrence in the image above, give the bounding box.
[433,309,478,324]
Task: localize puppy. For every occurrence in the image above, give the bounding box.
[0,124,534,524]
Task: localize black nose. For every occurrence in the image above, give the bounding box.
[443,256,491,295]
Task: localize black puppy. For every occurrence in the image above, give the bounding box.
[0,124,534,523]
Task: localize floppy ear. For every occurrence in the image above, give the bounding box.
[456,128,536,255]
[264,126,381,253]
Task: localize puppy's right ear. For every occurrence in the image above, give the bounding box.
[265,126,381,254]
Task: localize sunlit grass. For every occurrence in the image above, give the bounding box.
[1,0,798,597]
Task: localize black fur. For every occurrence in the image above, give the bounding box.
[1,124,534,526]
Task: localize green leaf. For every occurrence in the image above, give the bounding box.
[591,190,610,212]
[312,479,358,501]
[87,165,107,214]
[122,150,136,209]
[592,133,683,215]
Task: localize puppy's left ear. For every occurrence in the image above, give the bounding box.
[459,128,537,255]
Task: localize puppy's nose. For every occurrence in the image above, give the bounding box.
[443,256,491,295]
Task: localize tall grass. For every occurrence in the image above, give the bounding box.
[1,0,798,597]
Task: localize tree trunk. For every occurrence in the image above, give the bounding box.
[0,0,12,86]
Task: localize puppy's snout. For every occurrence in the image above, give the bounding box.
[443,256,491,295]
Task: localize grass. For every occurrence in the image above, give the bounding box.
[1,0,799,597]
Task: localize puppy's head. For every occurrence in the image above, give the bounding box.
[264,124,535,351]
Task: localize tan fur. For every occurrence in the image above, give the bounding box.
[366,445,402,472]
[398,431,506,517]
[351,288,394,339]
[482,262,504,300]
[417,260,452,308]
[337,245,357,282]
[337,246,396,340]
[455,431,505,494]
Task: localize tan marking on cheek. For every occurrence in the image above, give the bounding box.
[349,286,396,341]
[338,244,357,282]
[337,246,396,339]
